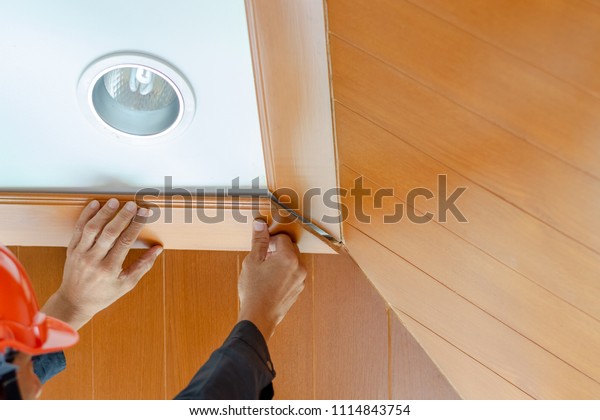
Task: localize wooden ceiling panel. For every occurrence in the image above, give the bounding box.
[329,0,600,179]
[412,0,600,99]
[330,0,600,398]
[342,166,600,384]
[336,104,600,324]
[330,36,600,254]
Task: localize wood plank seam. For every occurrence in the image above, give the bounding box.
[329,32,600,182]
[91,319,95,400]
[391,306,535,399]
[311,254,316,400]
[387,307,392,399]
[162,252,167,400]
[334,99,600,257]
[402,0,600,102]
[348,223,600,387]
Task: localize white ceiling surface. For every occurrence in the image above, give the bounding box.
[0,0,266,192]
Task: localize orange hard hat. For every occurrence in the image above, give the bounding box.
[0,245,78,356]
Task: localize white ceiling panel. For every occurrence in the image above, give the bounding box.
[0,0,266,192]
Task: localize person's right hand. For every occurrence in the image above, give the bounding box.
[237,219,307,341]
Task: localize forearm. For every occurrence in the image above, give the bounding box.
[41,291,93,331]
[237,310,277,342]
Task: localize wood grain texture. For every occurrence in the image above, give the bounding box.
[342,165,600,383]
[18,247,94,400]
[93,249,165,399]
[412,0,600,99]
[329,0,600,179]
[165,250,239,398]
[314,251,388,399]
[9,245,465,400]
[267,254,315,400]
[392,310,531,400]
[344,225,600,399]
[390,312,459,400]
[0,194,335,254]
[336,105,600,323]
[246,0,342,241]
[331,36,600,254]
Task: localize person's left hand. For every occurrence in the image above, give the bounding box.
[41,198,163,330]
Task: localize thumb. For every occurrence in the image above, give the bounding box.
[250,219,270,261]
[121,245,163,290]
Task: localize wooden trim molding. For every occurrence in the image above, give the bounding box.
[0,1,341,253]
[0,193,335,253]
[246,0,342,242]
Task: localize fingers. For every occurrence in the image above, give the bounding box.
[269,234,296,255]
[67,200,100,254]
[103,207,151,269]
[250,219,270,261]
[119,245,163,290]
[76,198,122,253]
[91,201,140,259]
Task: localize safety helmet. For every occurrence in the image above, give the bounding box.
[0,245,78,356]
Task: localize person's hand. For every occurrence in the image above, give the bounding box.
[41,198,163,330]
[237,219,307,341]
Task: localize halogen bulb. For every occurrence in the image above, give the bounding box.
[103,66,177,111]
[136,68,153,84]
[129,68,154,96]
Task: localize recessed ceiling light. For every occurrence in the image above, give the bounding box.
[77,53,195,142]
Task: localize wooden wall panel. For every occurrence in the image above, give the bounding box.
[330,36,600,254]
[390,313,459,400]
[412,0,600,99]
[267,254,315,400]
[344,225,600,399]
[18,247,94,400]
[329,0,600,179]
[336,105,600,322]
[165,251,239,398]
[314,252,388,399]
[7,244,465,399]
[93,250,165,399]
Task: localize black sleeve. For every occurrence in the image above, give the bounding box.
[174,321,276,400]
[32,351,67,384]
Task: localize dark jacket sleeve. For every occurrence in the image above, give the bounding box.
[32,351,66,384]
[174,321,276,400]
